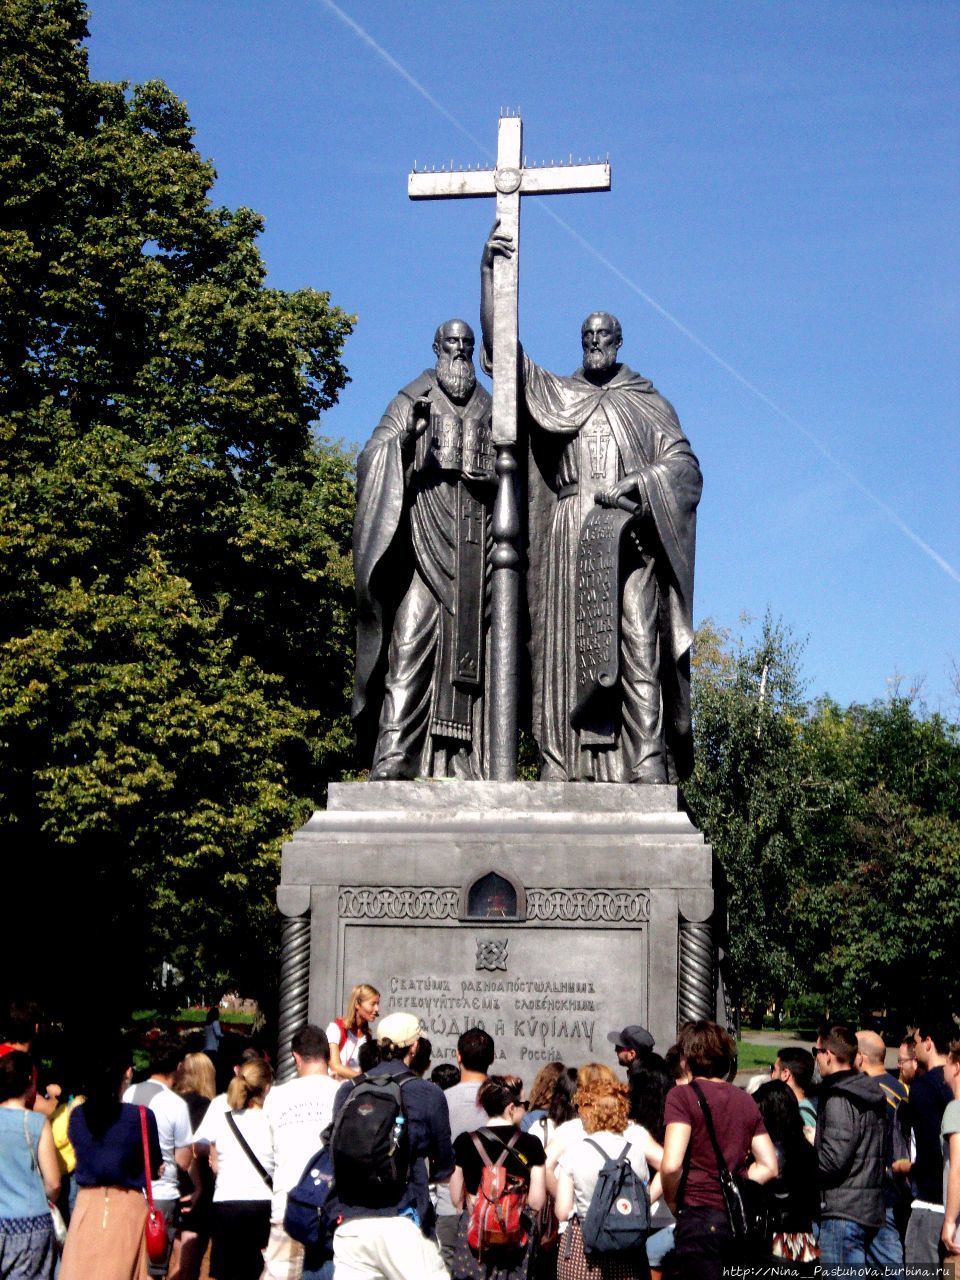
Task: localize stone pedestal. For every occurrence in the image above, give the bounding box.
[277,782,714,1081]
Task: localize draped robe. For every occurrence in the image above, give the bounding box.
[352,370,494,778]
[522,355,702,782]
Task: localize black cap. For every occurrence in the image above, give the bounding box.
[607,1025,655,1054]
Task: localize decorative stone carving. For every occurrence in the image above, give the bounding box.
[528,888,649,922]
[338,885,648,924]
[338,886,459,920]
[476,938,509,971]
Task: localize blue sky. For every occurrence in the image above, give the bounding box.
[86,1,960,712]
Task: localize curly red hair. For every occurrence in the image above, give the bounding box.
[573,1062,629,1135]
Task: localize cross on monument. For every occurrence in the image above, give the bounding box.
[409,114,611,780]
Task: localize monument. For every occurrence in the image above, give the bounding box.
[276,115,716,1082]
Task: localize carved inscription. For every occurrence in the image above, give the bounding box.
[383,972,601,1064]
[573,507,632,723]
[342,891,648,1070]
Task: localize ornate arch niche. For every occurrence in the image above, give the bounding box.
[459,869,526,922]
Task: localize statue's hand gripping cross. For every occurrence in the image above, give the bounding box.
[408,115,610,780]
[409,115,610,447]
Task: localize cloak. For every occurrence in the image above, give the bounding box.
[522,355,702,781]
[352,370,493,763]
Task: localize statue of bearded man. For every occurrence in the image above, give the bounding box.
[352,319,495,780]
[481,227,702,784]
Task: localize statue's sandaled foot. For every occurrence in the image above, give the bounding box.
[631,763,667,785]
[369,757,414,781]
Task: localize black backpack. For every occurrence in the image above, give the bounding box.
[330,1070,415,1208]
[579,1139,651,1255]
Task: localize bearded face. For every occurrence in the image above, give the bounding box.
[581,313,622,379]
[435,348,477,403]
[583,347,617,372]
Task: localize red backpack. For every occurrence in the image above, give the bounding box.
[466,1129,529,1256]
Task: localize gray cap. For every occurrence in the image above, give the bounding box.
[607,1025,655,1054]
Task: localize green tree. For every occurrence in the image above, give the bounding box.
[797,696,960,1021]
[684,616,815,1025]
[0,0,356,1015]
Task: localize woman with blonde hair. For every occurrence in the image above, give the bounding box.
[174,1053,217,1280]
[326,984,380,1079]
[177,1053,216,1118]
[553,1065,663,1280]
[206,1058,274,1280]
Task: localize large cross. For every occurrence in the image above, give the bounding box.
[409,115,611,780]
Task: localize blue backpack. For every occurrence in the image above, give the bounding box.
[283,1146,334,1248]
[579,1139,651,1255]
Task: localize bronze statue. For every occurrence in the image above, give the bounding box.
[352,319,495,779]
[481,226,702,784]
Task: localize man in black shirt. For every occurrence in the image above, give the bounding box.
[903,1018,957,1269]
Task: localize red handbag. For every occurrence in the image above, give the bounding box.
[139,1105,168,1263]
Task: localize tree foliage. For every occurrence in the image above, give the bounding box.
[0,0,356,1013]
[686,618,960,1027]
[684,616,814,1023]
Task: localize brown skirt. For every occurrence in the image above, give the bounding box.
[556,1219,649,1280]
[60,1186,149,1280]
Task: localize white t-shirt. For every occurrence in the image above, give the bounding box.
[559,1124,651,1220]
[207,1107,275,1203]
[123,1080,193,1200]
[262,1074,340,1222]
[325,1020,368,1070]
[548,1116,585,1163]
[435,1079,487,1217]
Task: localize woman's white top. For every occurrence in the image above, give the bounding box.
[208,1107,275,1203]
[558,1123,651,1220]
[325,1020,368,1070]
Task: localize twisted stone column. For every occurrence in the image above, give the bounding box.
[677,888,715,1027]
[276,888,311,1083]
[678,919,715,1026]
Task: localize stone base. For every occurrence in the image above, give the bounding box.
[277,782,714,1079]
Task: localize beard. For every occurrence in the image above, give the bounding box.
[583,348,615,372]
[436,352,477,402]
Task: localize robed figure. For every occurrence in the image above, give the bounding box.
[353,320,495,780]
[482,231,702,783]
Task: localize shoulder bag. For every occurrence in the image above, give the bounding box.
[688,1081,756,1240]
[139,1105,168,1263]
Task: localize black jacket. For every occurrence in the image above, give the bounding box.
[815,1070,886,1228]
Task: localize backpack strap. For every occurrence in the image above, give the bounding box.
[471,1131,496,1168]
[584,1136,631,1163]
[335,1018,349,1052]
[485,1126,526,1165]
[474,1126,523,1170]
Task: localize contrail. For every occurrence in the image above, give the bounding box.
[316,0,960,586]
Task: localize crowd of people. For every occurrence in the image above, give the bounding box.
[0,993,958,1280]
